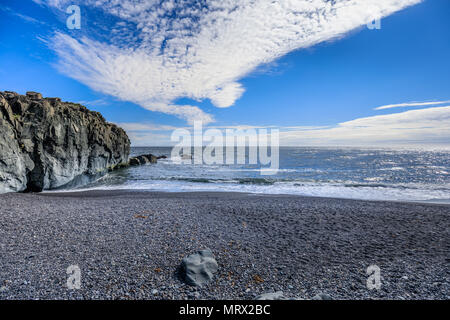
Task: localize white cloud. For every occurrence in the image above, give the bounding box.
[32,0,68,7]
[126,131,175,146]
[374,100,450,110]
[77,98,110,107]
[280,106,450,146]
[44,0,421,124]
[116,122,181,132]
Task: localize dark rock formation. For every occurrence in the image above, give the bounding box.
[129,154,158,166]
[26,91,43,100]
[0,91,130,193]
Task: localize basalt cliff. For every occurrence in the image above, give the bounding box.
[0,91,130,193]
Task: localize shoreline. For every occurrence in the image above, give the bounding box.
[0,190,449,300]
[41,188,450,206]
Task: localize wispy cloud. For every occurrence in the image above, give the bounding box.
[374,100,450,110]
[43,0,421,124]
[77,98,110,107]
[1,6,46,25]
[32,0,66,7]
[116,122,181,132]
[280,106,450,146]
[120,106,450,147]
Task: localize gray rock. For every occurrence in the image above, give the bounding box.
[312,293,333,300]
[181,249,218,287]
[0,91,130,192]
[256,291,285,300]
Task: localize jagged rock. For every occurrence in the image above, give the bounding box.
[157,155,167,160]
[129,157,141,166]
[129,154,158,166]
[144,154,158,163]
[2,91,19,99]
[137,155,151,164]
[0,91,130,193]
[26,91,43,100]
[47,97,61,105]
[181,249,218,287]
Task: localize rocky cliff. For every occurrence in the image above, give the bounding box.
[0,91,130,193]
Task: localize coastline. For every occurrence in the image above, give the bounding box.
[0,190,449,300]
[42,188,450,206]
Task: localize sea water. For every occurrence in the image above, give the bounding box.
[66,147,450,203]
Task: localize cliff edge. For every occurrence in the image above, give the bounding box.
[0,91,130,193]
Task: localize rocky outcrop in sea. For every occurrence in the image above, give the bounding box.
[0,91,130,193]
[129,154,158,166]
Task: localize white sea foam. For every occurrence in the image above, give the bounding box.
[59,179,450,204]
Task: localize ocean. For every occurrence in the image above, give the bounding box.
[66,147,450,203]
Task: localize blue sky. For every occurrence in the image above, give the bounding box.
[0,0,449,146]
